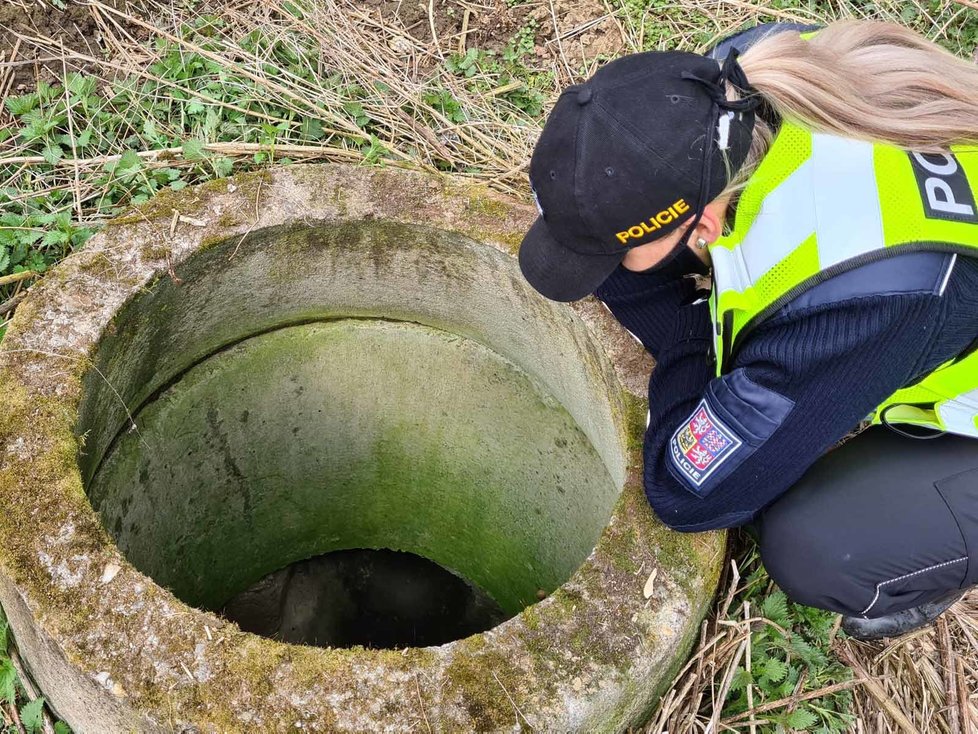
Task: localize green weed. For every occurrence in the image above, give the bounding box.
[0,606,70,733]
[719,544,854,733]
[444,23,551,120]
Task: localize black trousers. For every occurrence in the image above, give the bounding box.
[756,427,978,619]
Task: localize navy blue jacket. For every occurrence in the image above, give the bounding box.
[596,248,978,532]
[594,24,978,532]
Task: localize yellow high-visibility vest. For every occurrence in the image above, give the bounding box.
[709,121,978,437]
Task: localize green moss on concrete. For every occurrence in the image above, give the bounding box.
[217,212,245,228]
[140,243,171,261]
[453,184,533,254]
[444,636,529,730]
[75,252,118,278]
[199,233,230,252]
[103,171,269,232]
[0,369,114,636]
[520,604,542,631]
[462,186,512,219]
[87,320,615,614]
[199,171,272,215]
[473,225,525,255]
[605,524,642,575]
[105,188,206,226]
[610,387,648,463]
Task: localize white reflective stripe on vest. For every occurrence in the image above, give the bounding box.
[713,134,885,298]
[811,134,885,268]
[938,388,978,437]
[712,158,815,294]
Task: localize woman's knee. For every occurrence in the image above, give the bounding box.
[758,509,849,612]
[756,493,887,616]
[758,464,976,617]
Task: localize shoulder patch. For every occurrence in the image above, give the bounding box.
[670,400,744,491]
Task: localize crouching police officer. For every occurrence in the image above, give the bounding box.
[518,20,978,639]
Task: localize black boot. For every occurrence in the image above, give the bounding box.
[841,589,965,641]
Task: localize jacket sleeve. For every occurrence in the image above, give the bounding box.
[594,246,709,355]
[639,288,958,532]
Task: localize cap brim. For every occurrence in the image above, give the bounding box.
[518,218,624,302]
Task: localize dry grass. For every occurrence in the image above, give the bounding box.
[643,543,978,733]
[3,1,978,732]
[5,0,976,209]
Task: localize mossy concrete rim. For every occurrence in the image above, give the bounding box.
[0,163,725,733]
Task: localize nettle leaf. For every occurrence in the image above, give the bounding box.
[212,157,233,178]
[300,116,324,141]
[729,667,752,692]
[117,150,143,175]
[20,119,51,142]
[11,241,28,266]
[5,93,38,117]
[0,660,17,704]
[70,229,94,249]
[54,722,72,734]
[66,73,96,97]
[142,118,160,142]
[187,99,206,115]
[784,707,818,731]
[20,696,46,733]
[183,139,205,160]
[761,591,790,624]
[790,636,829,668]
[0,247,10,273]
[204,107,221,138]
[26,253,47,273]
[761,657,788,683]
[42,230,70,248]
[42,144,64,165]
[75,128,93,149]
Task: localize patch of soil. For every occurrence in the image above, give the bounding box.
[533,0,626,68]
[361,0,624,74]
[0,0,147,94]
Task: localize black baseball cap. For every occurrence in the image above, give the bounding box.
[519,50,757,302]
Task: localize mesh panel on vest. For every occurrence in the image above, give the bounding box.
[753,235,819,311]
[726,124,812,241]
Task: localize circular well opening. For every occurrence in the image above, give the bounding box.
[76,220,628,649]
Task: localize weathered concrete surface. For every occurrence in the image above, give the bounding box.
[0,164,725,733]
[90,319,616,614]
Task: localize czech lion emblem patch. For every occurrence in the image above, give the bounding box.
[670,400,743,490]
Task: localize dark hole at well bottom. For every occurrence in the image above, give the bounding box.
[221,548,509,649]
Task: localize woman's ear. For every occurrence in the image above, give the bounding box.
[694,202,726,245]
[692,196,730,245]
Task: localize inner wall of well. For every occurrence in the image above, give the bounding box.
[76,221,629,624]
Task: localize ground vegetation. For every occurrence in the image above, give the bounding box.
[1,1,977,732]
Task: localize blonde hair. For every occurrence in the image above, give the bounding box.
[724,20,978,194]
